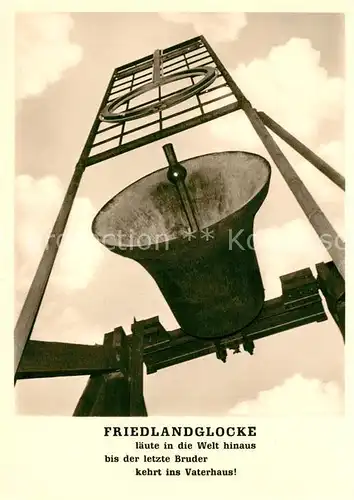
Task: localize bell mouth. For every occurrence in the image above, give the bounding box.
[92,151,271,253]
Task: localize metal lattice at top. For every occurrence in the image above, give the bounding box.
[84,36,240,167]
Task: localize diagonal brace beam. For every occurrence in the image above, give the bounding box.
[258,111,345,191]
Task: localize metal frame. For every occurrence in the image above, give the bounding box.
[15,36,345,417]
[87,35,240,165]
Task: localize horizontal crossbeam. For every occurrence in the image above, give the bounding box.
[86,102,240,165]
[17,339,121,379]
[17,266,327,380]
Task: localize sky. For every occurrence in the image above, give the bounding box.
[14,12,345,416]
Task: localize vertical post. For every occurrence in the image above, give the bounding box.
[130,321,148,416]
[73,327,130,416]
[258,112,345,191]
[201,36,345,280]
[152,49,162,84]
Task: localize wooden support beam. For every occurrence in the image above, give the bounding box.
[73,327,131,416]
[316,261,345,341]
[129,320,148,416]
[72,375,106,417]
[17,340,121,379]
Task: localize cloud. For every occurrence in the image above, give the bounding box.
[317,140,344,173]
[15,13,82,100]
[254,217,338,299]
[15,174,104,303]
[210,38,344,144]
[278,140,344,214]
[229,374,344,415]
[159,13,247,43]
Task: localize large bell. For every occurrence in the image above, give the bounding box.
[92,148,271,340]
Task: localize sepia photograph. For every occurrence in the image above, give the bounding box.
[14,12,345,417]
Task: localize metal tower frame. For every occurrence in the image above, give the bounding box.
[14,35,345,416]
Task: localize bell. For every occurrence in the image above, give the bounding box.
[92,146,271,340]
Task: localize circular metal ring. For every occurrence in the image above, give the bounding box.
[99,67,218,123]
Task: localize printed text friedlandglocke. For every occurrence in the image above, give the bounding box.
[104,426,257,437]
